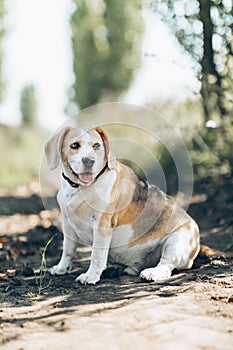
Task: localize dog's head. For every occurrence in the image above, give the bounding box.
[45,127,116,186]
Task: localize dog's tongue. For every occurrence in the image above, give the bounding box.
[78,173,94,184]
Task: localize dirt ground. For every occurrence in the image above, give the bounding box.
[0,177,233,350]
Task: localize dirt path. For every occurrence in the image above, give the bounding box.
[0,178,233,349]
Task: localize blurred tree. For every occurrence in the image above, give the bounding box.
[0,0,5,101]
[20,85,38,127]
[150,0,233,123]
[70,0,143,109]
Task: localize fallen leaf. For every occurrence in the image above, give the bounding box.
[211,280,224,286]
[18,236,27,242]
[0,273,9,281]
[211,295,233,303]
[7,269,17,277]
[0,237,9,244]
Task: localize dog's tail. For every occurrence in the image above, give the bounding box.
[198,245,233,259]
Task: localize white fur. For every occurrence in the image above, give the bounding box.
[140,230,196,281]
[45,127,200,285]
[50,168,118,284]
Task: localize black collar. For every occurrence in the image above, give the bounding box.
[62,163,108,188]
[62,172,80,188]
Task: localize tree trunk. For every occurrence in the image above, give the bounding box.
[199,0,227,121]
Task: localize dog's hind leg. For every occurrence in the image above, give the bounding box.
[140,225,199,282]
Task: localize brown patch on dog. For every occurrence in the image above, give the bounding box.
[98,162,187,244]
[128,189,196,248]
[98,212,114,237]
[95,128,110,160]
[98,163,135,235]
[189,221,200,261]
[98,163,147,236]
[95,127,116,169]
[113,163,148,226]
[128,187,169,247]
[45,127,72,170]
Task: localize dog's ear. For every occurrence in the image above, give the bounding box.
[45,127,71,170]
[95,127,116,170]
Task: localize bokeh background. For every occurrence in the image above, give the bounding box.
[0,0,232,190]
[0,3,233,346]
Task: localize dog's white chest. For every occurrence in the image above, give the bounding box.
[58,170,117,244]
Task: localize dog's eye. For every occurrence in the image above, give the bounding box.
[70,142,80,149]
[93,143,100,150]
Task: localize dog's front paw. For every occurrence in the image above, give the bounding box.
[75,272,100,285]
[140,265,171,282]
[49,263,72,276]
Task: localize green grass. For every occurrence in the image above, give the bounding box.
[0,124,49,188]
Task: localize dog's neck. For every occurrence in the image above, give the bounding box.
[62,172,80,188]
[62,163,108,188]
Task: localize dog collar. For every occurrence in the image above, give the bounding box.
[62,163,108,188]
[62,172,80,188]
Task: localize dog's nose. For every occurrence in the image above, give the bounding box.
[82,157,95,168]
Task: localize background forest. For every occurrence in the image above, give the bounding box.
[0,0,232,188]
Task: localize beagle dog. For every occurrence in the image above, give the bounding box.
[45,126,200,285]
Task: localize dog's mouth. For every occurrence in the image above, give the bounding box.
[67,164,95,186]
[65,161,108,187]
[77,172,95,185]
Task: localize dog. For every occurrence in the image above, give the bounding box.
[45,126,200,285]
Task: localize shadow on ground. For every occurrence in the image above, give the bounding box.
[0,176,233,326]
